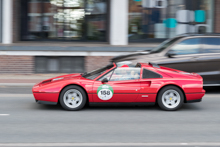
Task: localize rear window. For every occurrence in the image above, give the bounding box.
[142,69,162,79]
[169,38,201,55]
[202,37,220,53]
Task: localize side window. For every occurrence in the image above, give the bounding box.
[202,37,220,53]
[98,71,114,81]
[142,69,162,79]
[110,67,141,81]
[169,38,201,55]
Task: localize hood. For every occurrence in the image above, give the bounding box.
[39,73,82,85]
[52,73,82,79]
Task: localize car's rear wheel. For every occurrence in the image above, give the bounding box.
[59,85,87,111]
[157,86,184,111]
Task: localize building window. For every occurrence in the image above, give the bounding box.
[21,0,108,41]
[35,56,85,73]
[128,0,214,42]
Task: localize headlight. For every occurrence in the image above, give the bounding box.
[33,85,40,88]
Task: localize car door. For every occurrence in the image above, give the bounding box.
[155,37,203,73]
[92,67,141,102]
[195,37,220,85]
[136,68,163,103]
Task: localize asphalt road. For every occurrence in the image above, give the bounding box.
[0,86,220,147]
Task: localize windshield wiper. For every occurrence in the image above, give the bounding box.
[81,72,87,77]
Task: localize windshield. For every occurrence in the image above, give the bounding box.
[150,37,183,53]
[82,63,115,80]
[116,61,136,67]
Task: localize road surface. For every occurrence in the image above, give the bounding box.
[0,86,220,147]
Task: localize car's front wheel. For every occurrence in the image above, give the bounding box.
[59,85,87,111]
[157,86,184,111]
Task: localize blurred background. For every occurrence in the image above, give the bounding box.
[0,0,217,74]
[1,1,220,146]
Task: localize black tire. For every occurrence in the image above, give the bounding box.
[59,85,87,111]
[157,86,184,111]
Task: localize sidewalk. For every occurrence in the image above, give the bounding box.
[0,42,159,52]
[0,74,66,86]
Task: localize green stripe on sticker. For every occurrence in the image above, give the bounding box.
[97,84,114,100]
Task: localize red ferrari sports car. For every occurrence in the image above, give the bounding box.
[32,62,205,111]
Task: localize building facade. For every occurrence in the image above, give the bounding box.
[129,0,215,42]
[0,0,220,73]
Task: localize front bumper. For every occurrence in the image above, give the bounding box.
[33,92,59,103]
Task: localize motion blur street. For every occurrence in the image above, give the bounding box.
[0,85,220,146]
[1,0,220,146]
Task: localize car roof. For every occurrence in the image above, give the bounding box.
[177,33,220,38]
[139,62,160,68]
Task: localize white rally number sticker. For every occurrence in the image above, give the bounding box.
[97,84,114,100]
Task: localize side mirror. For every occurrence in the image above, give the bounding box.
[101,78,108,83]
[166,50,176,58]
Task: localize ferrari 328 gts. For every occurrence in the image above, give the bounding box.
[32,62,205,111]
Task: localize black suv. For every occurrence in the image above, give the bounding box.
[112,34,220,86]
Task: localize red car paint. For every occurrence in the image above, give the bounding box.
[32,62,205,104]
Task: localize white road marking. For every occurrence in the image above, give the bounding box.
[0,143,219,146]
[0,94,33,98]
[0,83,35,86]
[0,114,10,116]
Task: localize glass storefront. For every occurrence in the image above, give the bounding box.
[128,0,214,42]
[21,0,108,41]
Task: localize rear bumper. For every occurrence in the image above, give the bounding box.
[185,92,205,103]
[36,100,57,105]
[186,99,202,103]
